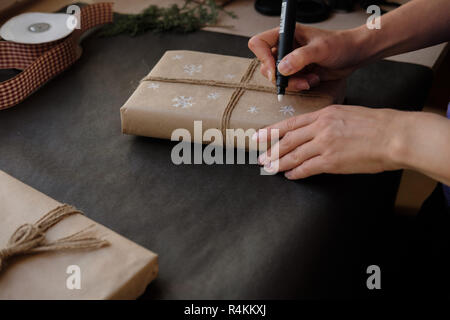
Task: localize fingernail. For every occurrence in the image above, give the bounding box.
[297,81,310,91]
[257,129,267,141]
[278,59,293,75]
[284,171,292,179]
[308,74,320,87]
[258,153,266,165]
[264,160,279,173]
[267,70,272,81]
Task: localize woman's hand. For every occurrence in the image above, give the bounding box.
[248,24,367,91]
[256,105,450,185]
[248,0,450,92]
[255,105,404,180]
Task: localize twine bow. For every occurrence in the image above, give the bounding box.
[0,204,109,272]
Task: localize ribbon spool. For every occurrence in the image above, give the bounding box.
[0,3,113,110]
[0,12,75,44]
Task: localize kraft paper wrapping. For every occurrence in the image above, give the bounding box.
[121,50,342,148]
[0,170,158,300]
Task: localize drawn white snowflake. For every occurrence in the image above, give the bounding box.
[207,92,220,100]
[183,64,202,75]
[147,83,160,90]
[172,96,194,109]
[279,105,295,116]
[247,106,259,114]
[224,74,236,80]
[172,54,183,60]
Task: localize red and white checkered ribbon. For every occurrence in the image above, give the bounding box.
[0,2,113,110]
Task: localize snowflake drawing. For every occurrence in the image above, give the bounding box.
[172,54,183,60]
[207,92,220,100]
[247,106,259,114]
[147,83,160,90]
[184,64,202,75]
[224,74,236,80]
[172,96,194,109]
[279,105,295,116]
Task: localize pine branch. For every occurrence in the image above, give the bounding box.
[99,0,236,37]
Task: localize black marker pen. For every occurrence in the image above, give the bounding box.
[276,0,296,102]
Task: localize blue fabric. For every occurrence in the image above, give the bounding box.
[443,103,450,207]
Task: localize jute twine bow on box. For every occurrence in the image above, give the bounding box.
[0,204,109,272]
[0,2,113,110]
[143,58,327,139]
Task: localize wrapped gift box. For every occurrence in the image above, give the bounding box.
[120,50,344,148]
[0,170,158,299]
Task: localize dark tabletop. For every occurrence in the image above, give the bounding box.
[0,29,432,299]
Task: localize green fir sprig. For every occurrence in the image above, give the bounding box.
[99,0,236,36]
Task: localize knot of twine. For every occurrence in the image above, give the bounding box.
[0,204,109,272]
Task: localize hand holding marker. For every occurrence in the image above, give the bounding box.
[276,0,297,102]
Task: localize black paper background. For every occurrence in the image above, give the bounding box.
[0,30,432,299]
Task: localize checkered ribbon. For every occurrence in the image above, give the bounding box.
[0,2,113,110]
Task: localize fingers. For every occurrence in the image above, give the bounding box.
[248,28,279,80]
[284,156,326,179]
[258,125,315,165]
[253,111,319,143]
[287,76,310,91]
[260,64,276,83]
[262,67,321,90]
[278,44,324,76]
[286,73,321,91]
[264,142,320,173]
[271,47,278,57]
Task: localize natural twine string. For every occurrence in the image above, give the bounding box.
[0,204,110,272]
[143,58,326,141]
[220,58,259,140]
